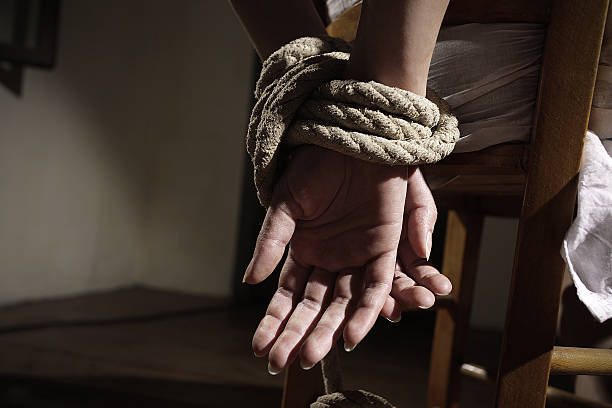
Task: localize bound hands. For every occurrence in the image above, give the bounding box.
[243,145,451,374]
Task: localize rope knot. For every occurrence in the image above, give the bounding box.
[247,36,459,206]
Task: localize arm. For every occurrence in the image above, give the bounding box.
[230,0,449,94]
[346,0,449,96]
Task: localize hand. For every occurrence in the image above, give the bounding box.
[244,146,451,373]
[245,145,406,373]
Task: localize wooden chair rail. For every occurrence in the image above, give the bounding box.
[422,144,528,177]
[550,347,612,376]
[461,363,612,408]
[460,346,612,379]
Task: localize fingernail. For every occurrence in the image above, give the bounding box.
[300,360,315,370]
[268,362,281,375]
[418,304,432,310]
[242,260,253,283]
[344,342,356,352]
[426,232,433,261]
[385,316,401,323]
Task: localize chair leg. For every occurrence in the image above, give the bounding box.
[281,360,325,408]
[494,183,575,408]
[427,210,484,408]
[495,0,607,404]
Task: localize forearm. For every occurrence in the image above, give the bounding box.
[345,0,449,96]
[231,0,448,93]
[229,0,327,60]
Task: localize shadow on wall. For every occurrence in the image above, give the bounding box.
[0,0,253,304]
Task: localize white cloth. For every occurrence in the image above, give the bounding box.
[321,0,360,24]
[562,9,612,322]
[428,23,544,153]
[562,132,612,322]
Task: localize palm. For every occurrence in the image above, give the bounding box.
[288,147,406,273]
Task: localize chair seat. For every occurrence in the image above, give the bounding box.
[423,144,528,176]
[422,143,528,199]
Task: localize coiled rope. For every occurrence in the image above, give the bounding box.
[247,36,459,206]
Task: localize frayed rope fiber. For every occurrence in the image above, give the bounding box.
[247,36,460,206]
[311,390,396,408]
[311,344,398,407]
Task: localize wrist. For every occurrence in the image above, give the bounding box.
[341,0,448,97]
[343,53,428,96]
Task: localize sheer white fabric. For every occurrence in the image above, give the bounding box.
[429,23,544,152]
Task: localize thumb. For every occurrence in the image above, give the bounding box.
[243,178,302,284]
[405,168,437,261]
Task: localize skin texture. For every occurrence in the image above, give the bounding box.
[230,0,452,373]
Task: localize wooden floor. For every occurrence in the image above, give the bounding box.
[0,287,501,407]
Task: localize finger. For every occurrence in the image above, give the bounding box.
[380,295,402,322]
[380,261,405,321]
[252,254,310,358]
[405,167,437,260]
[244,178,303,284]
[343,252,395,351]
[390,267,436,310]
[300,271,355,368]
[398,241,451,297]
[268,268,334,374]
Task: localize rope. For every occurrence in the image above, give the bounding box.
[321,343,343,394]
[311,390,396,408]
[247,36,459,206]
[310,344,398,408]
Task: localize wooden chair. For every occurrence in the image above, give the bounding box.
[280,1,612,407]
